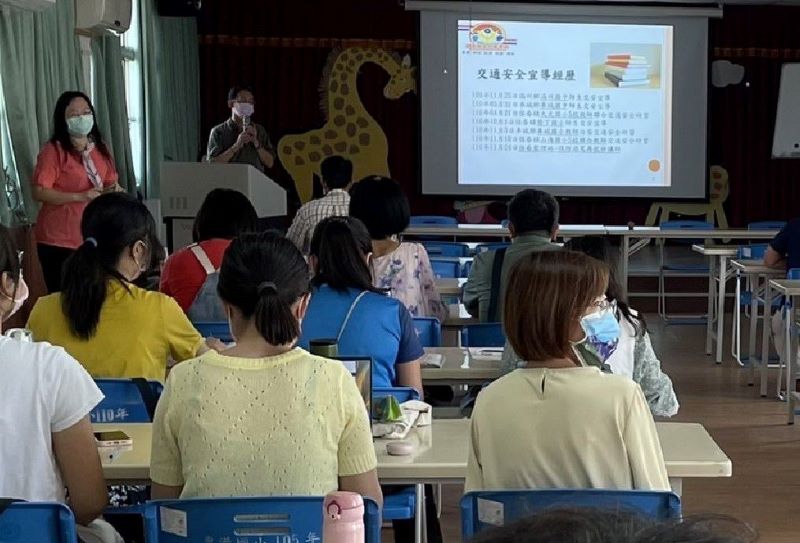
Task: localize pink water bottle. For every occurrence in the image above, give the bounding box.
[323,491,364,543]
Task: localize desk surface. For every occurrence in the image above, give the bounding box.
[435,278,466,296]
[769,279,800,296]
[444,304,478,326]
[692,244,739,257]
[98,420,731,483]
[730,259,785,275]
[422,347,503,383]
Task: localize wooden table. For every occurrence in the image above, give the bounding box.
[434,278,466,297]
[422,347,504,385]
[768,279,800,424]
[692,244,739,364]
[97,420,731,497]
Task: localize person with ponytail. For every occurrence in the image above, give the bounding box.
[27,193,206,382]
[298,216,425,394]
[0,225,123,542]
[32,91,123,294]
[150,231,382,504]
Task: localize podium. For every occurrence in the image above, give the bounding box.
[159,162,287,251]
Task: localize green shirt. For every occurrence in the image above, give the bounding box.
[206,118,274,172]
[463,232,560,323]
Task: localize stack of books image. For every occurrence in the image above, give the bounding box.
[604,54,650,88]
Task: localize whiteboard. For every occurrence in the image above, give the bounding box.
[772,63,800,158]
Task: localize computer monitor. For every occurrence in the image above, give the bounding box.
[334,357,372,420]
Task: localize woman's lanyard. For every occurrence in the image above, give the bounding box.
[336,291,368,343]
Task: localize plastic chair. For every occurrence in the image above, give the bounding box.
[475,242,510,254]
[91,378,164,423]
[657,220,713,323]
[461,323,505,347]
[143,496,381,543]
[0,502,77,543]
[412,317,442,347]
[409,215,458,226]
[421,241,470,257]
[461,489,681,538]
[193,321,233,342]
[748,221,786,230]
[430,258,460,278]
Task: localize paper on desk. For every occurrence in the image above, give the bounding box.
[422,353,443,368]
[468,347,503,360]
[373,401,432,439]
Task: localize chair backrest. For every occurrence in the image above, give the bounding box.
[91,379,164,423]
[460,489,681,538]
[0,502,77,543]
[193,321,233,342]
[461,323,505,347]
[430,259,460,279]
[409,215,458,226]
[412,317,442,347]
[736,244,769,260]
[143,496,381,543]
[421,241,470,257]
[788,268,800,280]
[475,242,511,254]
[373,386,421,404]
[748,221,786,230]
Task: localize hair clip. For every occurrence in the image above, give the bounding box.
[84,237,98,248]
[258,281,277,295]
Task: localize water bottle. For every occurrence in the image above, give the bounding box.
[323,491,364,543]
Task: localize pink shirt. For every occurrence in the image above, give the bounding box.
[32,141,118,249]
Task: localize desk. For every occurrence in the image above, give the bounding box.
[422,347,503,385]
[403,224,608,240]
[692,245,739,364]
[768,279,800,424]
[434,278,466,297]
[97,420,731,496]
[444,304,478,327]
[730,260,784,397]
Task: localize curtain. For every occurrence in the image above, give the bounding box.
[91,35,135,193]
[140,0,201,198]
[0,2,84,223]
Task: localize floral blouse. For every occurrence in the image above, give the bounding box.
[371,242,449,323]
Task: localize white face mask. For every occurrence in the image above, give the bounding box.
[2,276,29,321]
[233,102,254,118]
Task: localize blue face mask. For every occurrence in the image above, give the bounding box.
[579,306,620,363]
[66,114,94,137]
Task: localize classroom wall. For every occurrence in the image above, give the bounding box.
[197,1,800,226]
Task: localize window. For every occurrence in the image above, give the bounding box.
[0,69,28,226]
[121,0,144,188]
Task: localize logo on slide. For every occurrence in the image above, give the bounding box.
[461,22,517,52]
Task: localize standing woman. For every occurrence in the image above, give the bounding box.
[32,91,122,293]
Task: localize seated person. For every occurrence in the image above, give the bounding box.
[466,250,670,492]
[502,236,679,418]
[764,219,799,271]
[28,193,208,382]
[160,188,258,320]
[298,216,424,394]
[287,155,353,254]
[150,232,382,505]
[349,175,447,322]
[463,188,560,322]
[0,225,119,542]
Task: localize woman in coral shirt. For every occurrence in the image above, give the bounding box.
[32,91,121,293]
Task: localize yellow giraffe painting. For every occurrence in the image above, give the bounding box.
[279,48,416,202]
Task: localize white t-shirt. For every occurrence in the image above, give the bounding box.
[606,314,637,378]
[0,337,104,502]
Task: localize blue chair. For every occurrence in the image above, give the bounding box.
[92,378,164,423]
[658,220,713,323]
[409,215,458,226]
[461,323,505,347]
[475,242,510,254]
[412,317,442,347]
[143,496,380,543]
[0,502,77,543]
[461,489,681,538]
[748,221,786,230]
[193,321,233,342]
[422,241,470,257]
[430,258,460,278]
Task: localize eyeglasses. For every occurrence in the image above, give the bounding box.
[588,297,613,313]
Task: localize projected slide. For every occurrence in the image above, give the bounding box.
[458,21,673,188]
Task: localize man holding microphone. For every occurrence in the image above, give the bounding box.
[207,86,275,171]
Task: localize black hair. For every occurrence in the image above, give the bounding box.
[192,188,258,243]
[320,156,353,190]
[227,85,254,102]
[564,235,647,336]
[507,189,559,235]
[309,216,382,293]
[49,91,110,158]
[348,176,410,240]
[61,192,162,339]
[217,231,309,345]
[470,508,757,543]
[0,225,21,302]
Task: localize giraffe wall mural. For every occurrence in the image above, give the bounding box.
[278,48,416,203]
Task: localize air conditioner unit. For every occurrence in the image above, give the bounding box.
[75,0,132,34]
[0,0,56,11]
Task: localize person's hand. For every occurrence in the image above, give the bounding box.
[235,130,253,149]
[205,337,229,352]
[79,188,102,202]
[103,183,123,193]
[245,125,260,149]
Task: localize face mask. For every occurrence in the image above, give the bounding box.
[66,114,94,137]
[233,102,254,118]
[2,276,29,321]
[579,307,620,363]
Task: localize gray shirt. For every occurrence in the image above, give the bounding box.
[206,118,274,172]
